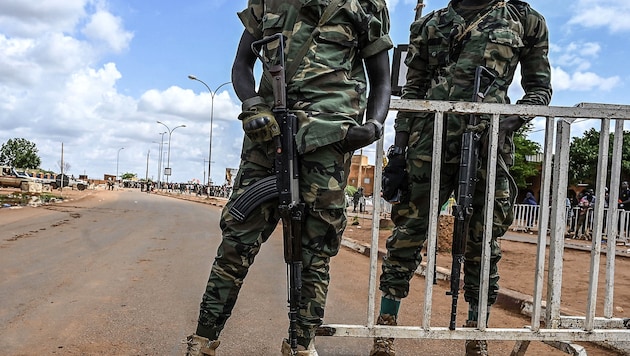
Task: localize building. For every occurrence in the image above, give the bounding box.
[348,154,376,197]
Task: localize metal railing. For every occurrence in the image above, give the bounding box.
[511,204,630,246]
[320,100,630,354]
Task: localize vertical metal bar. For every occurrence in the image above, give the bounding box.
[546,118,571,328]
[604,119,624,318]
[367,136,386,328]
[584,118,610,330]
[531,116,556,331]
[423,111,444,328]
[477,112,500,331]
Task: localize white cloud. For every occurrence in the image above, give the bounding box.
[0,0,86,36]
[552,66,620,92]
[81,10,133,53]
[549,42,620,93]
[551,42,599,72]
[569,0,630,33]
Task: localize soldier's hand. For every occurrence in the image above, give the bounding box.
[480,115,526,156]
[341,120,383,152]
[238,100,280,143]
[498,115,526,149]
[382,153,408,204]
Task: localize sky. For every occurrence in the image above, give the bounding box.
[1,0,629,185]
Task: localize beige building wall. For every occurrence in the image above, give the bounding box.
[348,154,376,197]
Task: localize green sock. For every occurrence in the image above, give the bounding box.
[467,303,491,325]
[195,324,218,340]
[467,303,478,322]
[296,336,310,349]
[380,295,401,317]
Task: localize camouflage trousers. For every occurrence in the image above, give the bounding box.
[197,138,351,343]
[379,156,515,306]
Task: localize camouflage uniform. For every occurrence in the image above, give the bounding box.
[196,0,392,348]
[380,0,551,309]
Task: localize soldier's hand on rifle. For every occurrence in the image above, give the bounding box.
[498,115,527,149]
[238,96,281,143]
[481,115,527,155]
[382,145,408,203]
[341,119,383,152]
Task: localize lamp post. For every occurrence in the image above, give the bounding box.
[203,158,209,190]
[188,75,231,190]
[157,121,186,185]
[116,147,124,184]
[156,132,167,189]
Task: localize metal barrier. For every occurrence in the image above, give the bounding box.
[511,204,630,245]
[318,100,630,354]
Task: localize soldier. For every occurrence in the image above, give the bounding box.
[376,1,551,355]
[185,0,392,355]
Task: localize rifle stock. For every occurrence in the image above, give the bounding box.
[229,33,305,353]
[447,66,495,330]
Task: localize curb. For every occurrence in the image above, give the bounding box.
[341,237,525,312]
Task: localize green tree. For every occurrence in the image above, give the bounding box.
[121,172,137,180]
[510,126,542,189]
[0,138,41,169]
[568,128,630,186]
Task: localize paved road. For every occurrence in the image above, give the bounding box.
[0,190,618,355]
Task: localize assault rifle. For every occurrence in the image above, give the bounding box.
[228,33,304,353]
[447,66,495,330]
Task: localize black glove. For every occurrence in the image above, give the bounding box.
[480,115,526,156]
[341,119,383,153]
[498,115,526,149]
[238,97,280,143]
[382,150,408,203]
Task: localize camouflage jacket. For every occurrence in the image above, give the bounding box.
[396,0,552,163]
[238,0,393,153]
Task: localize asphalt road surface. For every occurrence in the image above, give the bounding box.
[0,190,618,355]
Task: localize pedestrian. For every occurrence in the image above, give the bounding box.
[574,189,594,240]
[185,0,392,355]
[377,1,551,355]
[522,191,538,233]
[353,188,363,213]
[618,181,630,239]
[359,193,366,213]
[619,181,630,211]
[567,189,578,232]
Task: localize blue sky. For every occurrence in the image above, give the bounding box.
[1,0,629,185]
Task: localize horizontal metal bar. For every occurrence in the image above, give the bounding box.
[559,316,630,330]
[317,324,630,342]
[390,99,630,119]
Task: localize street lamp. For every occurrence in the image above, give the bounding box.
[188,75,231,189]
[157,121,186,185]
[156,132,167,189]
[116,147,124,183]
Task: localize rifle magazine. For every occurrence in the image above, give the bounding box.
[228,175,279,222]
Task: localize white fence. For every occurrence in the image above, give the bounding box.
[511,204,630,245]
[323,100,630,355]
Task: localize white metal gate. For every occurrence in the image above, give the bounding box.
[317,100,630,355]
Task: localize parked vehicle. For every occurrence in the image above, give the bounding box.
[0,166,34,188]
[53,174,88,190]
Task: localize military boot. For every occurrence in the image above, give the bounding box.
[280,338,319,356]
[369,314,397,356]
[463,321,488,356]
[184,334,220,356]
